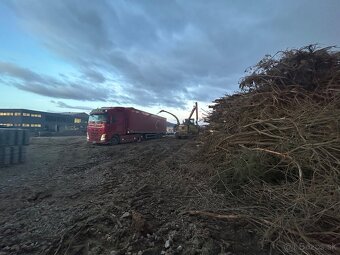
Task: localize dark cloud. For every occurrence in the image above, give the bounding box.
[81,68,106,83]
[14,82,108,101]
[50,100,93,111]
[0,61,45,83]
[4,0,340,107]
[0,61,111,101]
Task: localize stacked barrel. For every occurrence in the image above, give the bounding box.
[0,128,30,166]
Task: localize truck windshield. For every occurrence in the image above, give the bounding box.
[89,114,108,123]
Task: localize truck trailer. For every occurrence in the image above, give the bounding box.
[87,107,166,144]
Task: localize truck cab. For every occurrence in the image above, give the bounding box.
[87,108,126,144]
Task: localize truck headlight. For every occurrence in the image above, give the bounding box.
[100,134,106,141]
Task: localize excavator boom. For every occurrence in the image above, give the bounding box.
[157,110,180,126]
[187,102,198,125]
[158,102,199,139]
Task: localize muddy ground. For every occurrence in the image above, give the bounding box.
[0,137,272,255]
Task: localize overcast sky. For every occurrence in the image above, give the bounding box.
[0,0,339,122]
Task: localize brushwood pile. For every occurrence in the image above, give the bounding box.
[203,46,340,254]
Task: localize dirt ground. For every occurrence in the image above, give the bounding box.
[0,137,272,255]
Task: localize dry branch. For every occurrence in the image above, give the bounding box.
[201,45,340,255]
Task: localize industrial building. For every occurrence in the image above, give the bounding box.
[0,109,88,132]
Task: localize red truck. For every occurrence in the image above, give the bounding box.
[87,107,166,144]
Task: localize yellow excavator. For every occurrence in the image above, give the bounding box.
[158,102,199,139]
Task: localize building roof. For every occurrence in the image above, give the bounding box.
[0,109,88,118]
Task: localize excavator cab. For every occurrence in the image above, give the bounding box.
[176,119,199,139]
[184,118,195,124]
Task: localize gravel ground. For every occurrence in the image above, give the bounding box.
[0,136,271,255]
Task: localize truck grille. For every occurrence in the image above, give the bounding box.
[89,130,101,141]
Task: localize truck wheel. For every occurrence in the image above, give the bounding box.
[111,135,120,145]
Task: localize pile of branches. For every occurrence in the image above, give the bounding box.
[203,46,340,254]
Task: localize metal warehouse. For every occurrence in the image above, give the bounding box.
[0,109,88,132]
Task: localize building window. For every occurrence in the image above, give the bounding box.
[22,124,30,127]
[23,113,30,117]
[14,112,21,116]
[74,118,81,123]
[31,114,42,118]
[14,124,21,127]
[0,112,14,116]
[0,123,13,127]
[31,124,41,127]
